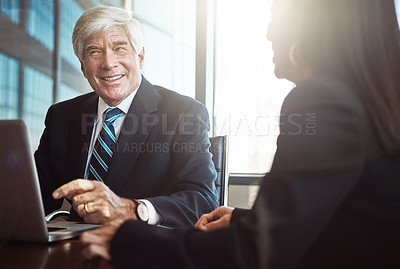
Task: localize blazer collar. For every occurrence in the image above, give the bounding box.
[106,76,159,192]
[67,93,98,180]
[134,76,158,114]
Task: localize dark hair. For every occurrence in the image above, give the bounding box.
[296,0,400,152]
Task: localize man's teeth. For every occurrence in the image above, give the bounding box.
[102,75,123,81]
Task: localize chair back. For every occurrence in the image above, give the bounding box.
[209,135,229,206]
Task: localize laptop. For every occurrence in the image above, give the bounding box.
[0,120,100,242]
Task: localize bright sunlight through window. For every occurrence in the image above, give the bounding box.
[214,0,293,174]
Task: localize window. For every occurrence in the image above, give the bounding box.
[60,0,84,70]
[27,0,54,51]
[213,0,294,208]
[214,0,293,174]
[0,0,20,23]
[58,82,81,103]
[0,53,19,119]
[133,0,196,98]
[91,0,123,7]
[23,66,53,151]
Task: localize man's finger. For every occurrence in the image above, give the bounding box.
[52,179,95,200]
[87,202,111,218]
[83,211,108,224]
[76,203,86,217]
[78,201,112,224]
[75,201,96,218]
[72,191,100,207]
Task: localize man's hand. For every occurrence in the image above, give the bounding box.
[53,179,137,224]
[80,219,124,260]
[194,206,234,231]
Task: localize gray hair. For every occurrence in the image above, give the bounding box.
[72,6,145,60]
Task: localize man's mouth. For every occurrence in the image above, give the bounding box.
[101,75,124,82]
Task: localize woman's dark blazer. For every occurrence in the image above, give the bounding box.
[109,75,400,269]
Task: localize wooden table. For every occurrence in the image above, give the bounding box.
[0,239,116,269]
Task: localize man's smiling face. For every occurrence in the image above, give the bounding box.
[80,27,144,107]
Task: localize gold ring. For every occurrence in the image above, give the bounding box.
[84,203,89,214]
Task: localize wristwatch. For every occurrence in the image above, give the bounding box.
[136,201,149,223]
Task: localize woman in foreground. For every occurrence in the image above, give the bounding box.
[80,0,400,268]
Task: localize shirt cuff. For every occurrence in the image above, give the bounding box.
[138,199,162,225]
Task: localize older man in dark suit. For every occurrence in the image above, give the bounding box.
[35,6,218,228]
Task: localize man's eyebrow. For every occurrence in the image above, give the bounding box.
[85,44,99,51]
[114,40,128,46]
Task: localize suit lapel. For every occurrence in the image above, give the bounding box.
[106,77,158,192]
[66,93,98,180]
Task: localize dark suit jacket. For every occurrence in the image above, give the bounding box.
[109,75,400,268]
[35,76,218,228]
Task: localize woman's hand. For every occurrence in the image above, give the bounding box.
[80,219,125,260]
[194,206,234,232]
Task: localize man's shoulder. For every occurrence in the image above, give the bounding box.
[52,92,97,110]
[151,85,206,112]
[139,77,205,112]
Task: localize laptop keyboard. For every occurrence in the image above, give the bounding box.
[47,227,66,232]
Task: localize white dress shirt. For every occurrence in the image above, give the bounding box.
[83,89,161,225]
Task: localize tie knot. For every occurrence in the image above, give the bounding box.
[105,107,123,123]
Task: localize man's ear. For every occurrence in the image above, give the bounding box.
[138,47,145,69]
[80,60,87,78]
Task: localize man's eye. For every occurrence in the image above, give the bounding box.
[89,50,100,55]
[116,47,126,51]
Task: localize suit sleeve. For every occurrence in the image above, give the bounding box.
[110,210,255,269]
[146,101,219,227]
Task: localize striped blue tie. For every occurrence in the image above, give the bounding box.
[88,107,123,183]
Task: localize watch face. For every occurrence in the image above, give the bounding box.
[137,202,149,222]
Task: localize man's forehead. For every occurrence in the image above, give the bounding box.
[84,27,130,45]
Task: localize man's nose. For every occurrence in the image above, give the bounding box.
[101,51,117,69]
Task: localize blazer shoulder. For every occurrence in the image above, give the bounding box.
[273,75,376,176]
[44,92,97,123]
[52,92,96,109]
[152,85,208,113]
[46,92,96,116]
[284,75,363,111]
[137,77,207,115]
